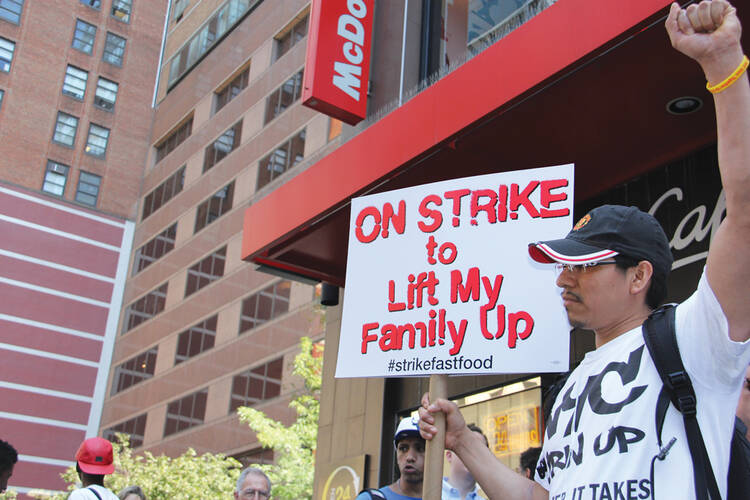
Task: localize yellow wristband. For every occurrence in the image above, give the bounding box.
[706,55,749,94]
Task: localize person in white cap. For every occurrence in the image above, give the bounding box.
[69,437,119,500]
[418,2,750,500]
[356,417,425,500]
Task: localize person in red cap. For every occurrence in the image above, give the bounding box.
[69,437,118,500]
[418,2,750,500]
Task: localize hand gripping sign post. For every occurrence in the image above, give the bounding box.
[336,164,574,499]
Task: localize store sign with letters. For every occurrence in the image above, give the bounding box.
[302,0,374,125]
[336,164,575,378]
[317,455,366,500]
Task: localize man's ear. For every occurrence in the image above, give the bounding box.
[630,260,654,296]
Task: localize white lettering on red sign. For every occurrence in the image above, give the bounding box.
[333,0,367,101]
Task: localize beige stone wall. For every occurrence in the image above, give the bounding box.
[313,290,386,497]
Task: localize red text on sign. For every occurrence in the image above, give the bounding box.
[387,271,440,312]
[355,200,406,243]
[361,308,468,355]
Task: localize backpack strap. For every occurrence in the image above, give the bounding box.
[359,488,387,499]
[642,305,721,500]
[86,487,103,500]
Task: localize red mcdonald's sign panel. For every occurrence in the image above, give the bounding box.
[302,0,374,125]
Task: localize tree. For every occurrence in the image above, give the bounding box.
[27,436,240,500]
[237,336,322,500]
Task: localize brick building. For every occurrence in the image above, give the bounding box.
[2,0,739,497]
[0,0,168,496]
[96,0,329,471]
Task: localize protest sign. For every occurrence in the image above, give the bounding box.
[336,164,574,378]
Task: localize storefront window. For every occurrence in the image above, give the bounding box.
[447,378,543,474]
[400,377,542,479]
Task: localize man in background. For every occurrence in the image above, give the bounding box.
[442,424,488,500]
[357,417,425,500]
[0,439,17,493]
[68,437,118,500]
[518,447,541,480]
[234,467,272,500]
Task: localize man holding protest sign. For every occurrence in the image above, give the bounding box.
[418,1,750,499]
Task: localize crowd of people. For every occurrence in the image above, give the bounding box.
[0,436,271,499]
[3,0,750,499]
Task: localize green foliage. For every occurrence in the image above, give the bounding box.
[238,337,322,500]
[28,436,240,500]
[0,489,17,499]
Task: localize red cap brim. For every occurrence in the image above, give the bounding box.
[78,461,114,475]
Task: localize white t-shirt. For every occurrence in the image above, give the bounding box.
[535,271,750,499]
[67,484,119,500]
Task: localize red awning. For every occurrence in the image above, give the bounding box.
[242,0,722,286]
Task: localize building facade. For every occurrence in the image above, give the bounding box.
[1,0,738,497]
[239,0,741,496]
[97,0,329,471]
[0,0,168,496]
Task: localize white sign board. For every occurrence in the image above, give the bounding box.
[336,164,574,378]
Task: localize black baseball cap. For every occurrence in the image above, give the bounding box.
[528,205,673,278]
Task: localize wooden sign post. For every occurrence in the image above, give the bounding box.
[422,374,447,500]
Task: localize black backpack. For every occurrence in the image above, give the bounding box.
[642,305,750,500]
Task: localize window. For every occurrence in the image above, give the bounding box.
[53,112,79,147]
[185,246,226,297]
[133,223,177,274]
[0,0,23,24]
[111,347,158,394]
[264,69,303,124]
[0,89,4,110]
[0,37,15,72]
[111,0,131,22]
[194,181,234,233]
[103,413,147,448]
[122,282,168,333]
[203,121,241,173]
[232,448,274,468]
[172,0,188,23]
[85,124,110,157]
[256,129,305,190]
[103,32,126,66]
[229,358,283,412]
[275,12,308,61]
[94,77,118,110]
[155,118,192,163]
[79,0,101,9]
[164,389,208,437]
[175,315,217,364]
[75,171,101,206]
[72,19,96,54]
[215,66,249,113]
[62,66,88,100]
[168,0,262,86]
[142,167,185,220]
[239,280,291,334]
[42,160,69,196]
